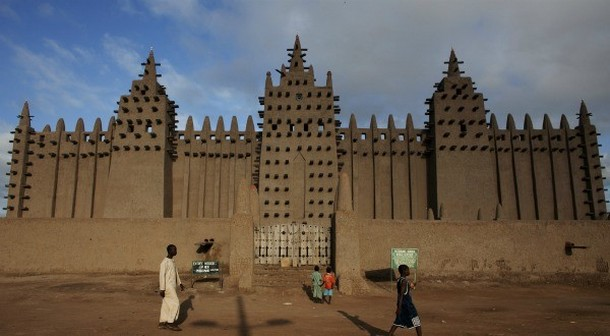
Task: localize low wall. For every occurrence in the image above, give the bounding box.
[0,218,231,274]
[2,217,608,283]
[358,219,610,280]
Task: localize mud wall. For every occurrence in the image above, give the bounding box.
[0,218,231,274]
[1,217,608,281]
[356,219,610,279]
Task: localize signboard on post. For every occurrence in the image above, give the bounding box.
[191,260,220,287]
[192,260,219,275]
[390,248,419,282]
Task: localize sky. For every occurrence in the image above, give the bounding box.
[1,0,610,216]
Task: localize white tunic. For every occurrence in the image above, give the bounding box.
[159,257,182,323]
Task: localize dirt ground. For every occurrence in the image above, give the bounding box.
[0,273,608,336]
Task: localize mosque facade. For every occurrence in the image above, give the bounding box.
[5,36,607,225]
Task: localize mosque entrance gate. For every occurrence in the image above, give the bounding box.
[254,222,331,266]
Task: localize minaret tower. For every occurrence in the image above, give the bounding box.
[258,36,341,226]
[577,101,607,219]
[5,102,33,217]
[427,50,498,219]
[102,50,178,218]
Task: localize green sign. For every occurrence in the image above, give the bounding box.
[192,260,219,275]
[390,248,419,270]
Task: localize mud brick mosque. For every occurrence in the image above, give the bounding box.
[6,36,607,223]
[3,36,609,286]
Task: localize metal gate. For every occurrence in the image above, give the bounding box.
[254,222,331,266]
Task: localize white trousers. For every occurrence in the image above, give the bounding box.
[159,287,180,323]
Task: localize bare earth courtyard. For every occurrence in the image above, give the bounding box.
[0,274,608,336]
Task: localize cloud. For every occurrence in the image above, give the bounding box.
[102,34,142,75]
[36,3,56,17]
[117,0,139,15]
[43,38,77,62]
[0,2,19,21]
[1,37,126,132]
[138,0,233,30]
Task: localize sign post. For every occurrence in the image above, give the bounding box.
[390,248,419,283]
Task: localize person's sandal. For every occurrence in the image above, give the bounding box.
[166,324,182,331]
[158,322,167,329]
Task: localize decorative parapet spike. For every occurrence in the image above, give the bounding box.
[288,35,305,72]
[578,100,591,126]
[406,113,414,131]
[369,115,378,130]
[326,71,333,87]
[489,113,498,130]
[230,116,239,137]
[388,114,396,131]
[543,114,553,130]
[75,118,84,133]
[506,114,516,130]
[444,49,464,77]
[140,50,160,83]
[524,114,533,130]
[349,114,357,129]
[215,117,225,134]
[560,114,570,129]
[202,117,211,135]
[56,118,65,132]
[93,118,102,134]
[18,101,31,129]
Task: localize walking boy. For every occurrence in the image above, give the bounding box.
[311,265,323,303]
[322,266,336,304]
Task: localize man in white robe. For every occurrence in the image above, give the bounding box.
[159,244,185,331]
